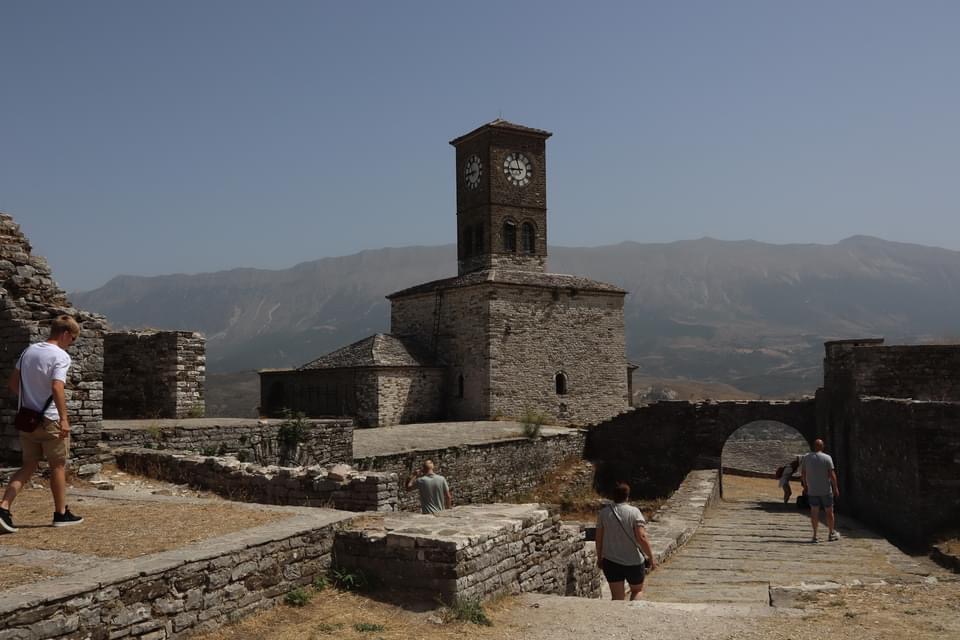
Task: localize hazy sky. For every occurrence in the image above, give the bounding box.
[3,1,959,291]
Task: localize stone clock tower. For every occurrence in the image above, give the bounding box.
[263,119,631,429]
[450,119,551,275]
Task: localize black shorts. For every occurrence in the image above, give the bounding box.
[602,558,645,586]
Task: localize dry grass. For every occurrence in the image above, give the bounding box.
[515,457,662,521]
[0,486,292,558]
[0,564,62,591]
[721,473,792,503]
[196,588,514,640]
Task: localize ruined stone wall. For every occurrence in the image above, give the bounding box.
[374,368,445,426]
[102,418,353,466]
[103,331,205,419]
[840,398,960,547]
[115,448,397,511]
[391,288,491,420]
[487,285,627,426]
[355,429,586,511]
[0,213,109,466]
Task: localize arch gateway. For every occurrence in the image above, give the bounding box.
[586,338,960,548]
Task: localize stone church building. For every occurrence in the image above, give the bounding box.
[260,120,633,427]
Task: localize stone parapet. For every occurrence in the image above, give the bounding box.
[644,469,721,565]
[332,503,601,603]
[115,448,398,511]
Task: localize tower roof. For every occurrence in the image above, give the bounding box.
[449,119,553,146]
[387,269,626,299]
[298,333,442,370]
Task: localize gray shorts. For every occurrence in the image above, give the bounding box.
[808,494,833,508]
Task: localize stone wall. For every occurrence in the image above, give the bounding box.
[115,449,398,511]
[585,400,817,498]
[838,398,960,547]
[103,330,206,419]
[391,287,490,420]
[355,429,586,511]
[374,368,445,426]
[0,213,109,466]
[333,504,601,604]
[825,340,960,401]
[102,418,354,467]
[487,285,627,426]
[0,509,354,639]
[721,440,809,477]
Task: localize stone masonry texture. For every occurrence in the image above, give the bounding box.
[115,448,398,511]
[390,281,628,426]
[0,509,355,639]
[333,503,601,604]
[355,429,586,511]
[0,212,110,466]
[102,418,353,467]
[104,330,206,419]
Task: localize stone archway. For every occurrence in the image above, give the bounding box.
[719,420,811,500]
[585,399,818,498]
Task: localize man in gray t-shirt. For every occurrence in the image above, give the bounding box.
[405,460,452,514]
[801,439,840,543]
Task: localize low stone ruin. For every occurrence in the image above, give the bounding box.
[115,449,399,511]
[334,503,601,603]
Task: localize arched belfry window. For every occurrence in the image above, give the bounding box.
[463,227,475,258]
[457,374,465,398]
[503,220,517,252]
[521,222,536,254]
[473,225,484,255]
[555,371,568,395]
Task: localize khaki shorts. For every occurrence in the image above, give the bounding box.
[20,418,69,465]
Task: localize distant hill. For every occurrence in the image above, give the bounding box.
[72,236,960,398]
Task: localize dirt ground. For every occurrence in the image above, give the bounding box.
[194,579,960,640]
[0,465,295,595]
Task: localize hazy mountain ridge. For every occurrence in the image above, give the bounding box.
[72,236,960,396]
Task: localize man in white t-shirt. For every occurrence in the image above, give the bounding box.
[0,315,84,533]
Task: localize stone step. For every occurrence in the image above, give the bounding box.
[642,582,770,604]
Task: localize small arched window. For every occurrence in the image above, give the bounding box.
[521,222,535,254]
[503,221,517,252]
[555,371,568,395]
[457,374,465,398]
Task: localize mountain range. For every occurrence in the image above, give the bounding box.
[72,236,960,399]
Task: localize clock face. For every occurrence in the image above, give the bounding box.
[503,153,532,186]
[464,154,482,189]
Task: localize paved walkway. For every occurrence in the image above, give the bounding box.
[643,486,948,605]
